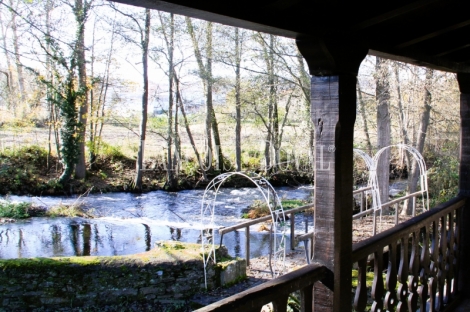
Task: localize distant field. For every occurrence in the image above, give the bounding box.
[0,122,313,171]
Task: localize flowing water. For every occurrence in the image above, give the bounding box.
[1,187,314,260]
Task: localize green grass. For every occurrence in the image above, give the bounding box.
[242,199,310,219]
[0,201,31,219]
[45,203,94,218]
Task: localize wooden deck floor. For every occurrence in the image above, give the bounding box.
[454,299,470,311]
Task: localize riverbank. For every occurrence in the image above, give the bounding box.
[0,145,313,196]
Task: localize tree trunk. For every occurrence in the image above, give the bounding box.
[205,22,224,171]
[234,27,242,172]
[133,9,150,191]
[174,74,207,181]
[296,50,314,170]
[0,13,14,109]
[376,57,391,209]
[404,69,433,215]
[393,63,411,170]
[45,0,53,170]
[269,36,280,171]
[74,0,88,180]
[9,0,25,109]
[160,12,178,191]
[357,82,373,155]
[185,18,213,170]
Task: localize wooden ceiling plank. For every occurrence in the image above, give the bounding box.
[352,0,443,31]
[395,19,470,49]
[435,44,470,57]
[369,49,470,73]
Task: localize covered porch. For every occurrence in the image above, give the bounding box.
[109,0,470,310]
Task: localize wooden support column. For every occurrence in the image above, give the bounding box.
[297,37,367,311]
[457,72,470,298]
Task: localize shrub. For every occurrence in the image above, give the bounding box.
[0,201,31,219]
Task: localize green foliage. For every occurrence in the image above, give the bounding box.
[0,201,31,219]
[244,200,270,219]
[99,142,125,160]
[242,199,307,219]
[0,145,49,194]
[46,203,93,218]
[287,292,301,312]
[426,145,459,206]
[281,199,307,210]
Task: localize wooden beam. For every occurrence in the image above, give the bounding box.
[351,0,443,31]
[309,74,359,312]
[395,19,470,49]
[435,44,470,57]
[261,0,302,11]
[458,72,470,299]
[110,0,301,38]
[296,38,366,311]
[369,49,470,73]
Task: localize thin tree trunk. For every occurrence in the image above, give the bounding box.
[394,63,414,212]
[174,82,180,176]
[9,0,25,108]
[357,82,373,155]
[0,13,13,108]
[89,19,97,169]
[45,0,53,170]
[186,19,224,171]
[296,50,314,169]
[404,69,433,215]
[174,74,207,180]
[268,35,280,171]
[74,0,88,179]
[206,22,224,171]
[234,27,242,172]
[258,33,275,173]
[376,57,391,210]
[134,9,150,191]
[159,12,177,191]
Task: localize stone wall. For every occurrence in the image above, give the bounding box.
[0,241,246,311]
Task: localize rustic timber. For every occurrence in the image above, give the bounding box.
[457,73,470,299]
[194,263,327,312]
[218,203,315,261]
[295,37,367,312]
[352,197,464,311]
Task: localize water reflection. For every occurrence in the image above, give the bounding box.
[143,224,151,251]
[1,186,313,259]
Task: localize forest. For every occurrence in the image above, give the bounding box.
[0,0,461,205]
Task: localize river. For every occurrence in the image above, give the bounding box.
[1,186,314,259]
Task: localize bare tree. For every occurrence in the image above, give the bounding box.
[110,4,151,191]
[376,57,391,209]
[404,68,433,214]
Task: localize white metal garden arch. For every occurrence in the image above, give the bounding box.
[200,172,287,289]
[353,149,382,212]
[373,144,430,212]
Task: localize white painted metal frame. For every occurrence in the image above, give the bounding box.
[373,143,430,213]
[200,172,287,289]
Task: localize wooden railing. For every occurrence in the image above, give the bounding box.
[194,262,327,312]
[353,186,373,213]
[353,189,427,235]
[218,203,314,265]
[196,196,465,312]
[352,196,464,311]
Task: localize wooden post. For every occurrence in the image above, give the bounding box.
[457,72,470,298]
[245,226,250,266]
[297,37,367,312]
[290,212,295,250]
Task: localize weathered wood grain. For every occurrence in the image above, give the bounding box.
[458,73,470,300]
